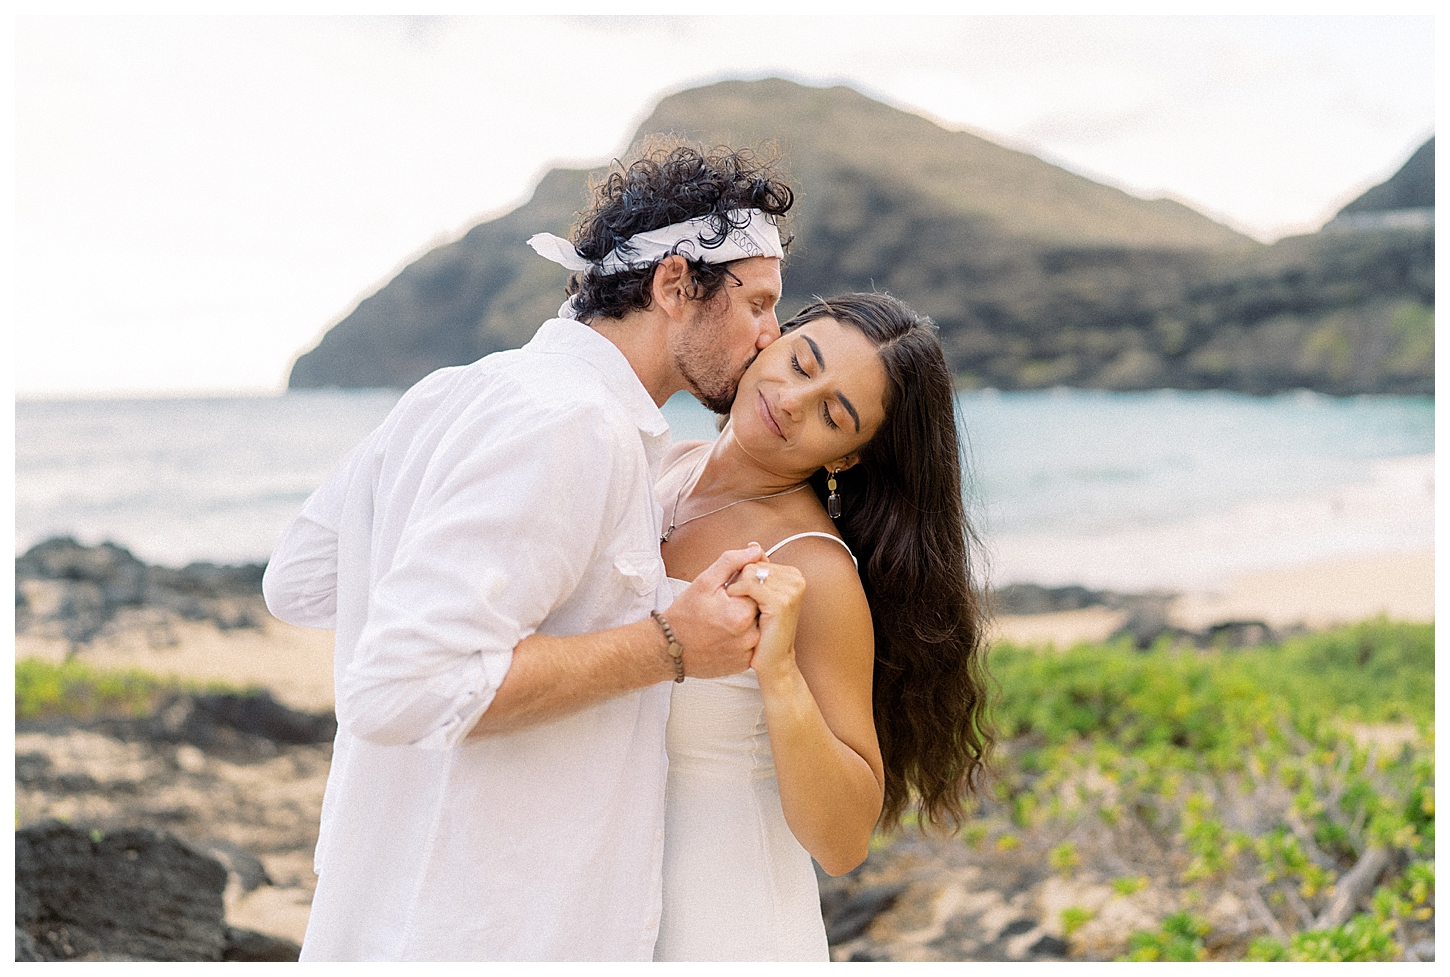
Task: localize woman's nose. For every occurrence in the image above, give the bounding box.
[778,383,809,417]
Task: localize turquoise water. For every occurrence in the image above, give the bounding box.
[15,388,1433,588]
[952,388,1432,535]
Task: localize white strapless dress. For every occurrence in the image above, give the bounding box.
[652,575,830,961]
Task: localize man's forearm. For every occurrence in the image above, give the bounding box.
[467,545,765,737]
[466,618,676,737]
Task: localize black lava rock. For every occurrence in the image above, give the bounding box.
[824,883,909,945]
[223,927,302,962]
[15,822,229,961]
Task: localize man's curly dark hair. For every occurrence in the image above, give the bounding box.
[566,140,795,322]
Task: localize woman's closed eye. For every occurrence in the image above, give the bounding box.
[791,352,841,429]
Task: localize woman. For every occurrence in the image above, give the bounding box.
[653,292,994,961]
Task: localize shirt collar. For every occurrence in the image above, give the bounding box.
[526,318,671,442]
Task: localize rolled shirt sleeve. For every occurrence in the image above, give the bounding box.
[262,500,341,631]
[262,434,383,630]
[262,511,340,629]
[335,389,630,750]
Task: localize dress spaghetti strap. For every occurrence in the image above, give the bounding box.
[764,532,858,569]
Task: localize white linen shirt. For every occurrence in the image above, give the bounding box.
[262,318,674,961]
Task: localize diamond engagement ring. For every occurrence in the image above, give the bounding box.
[755,568,770,583]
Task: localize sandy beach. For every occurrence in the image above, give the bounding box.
[994,547,1434,649]
[18,618,339,715]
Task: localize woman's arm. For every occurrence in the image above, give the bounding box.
[727,545,884,875]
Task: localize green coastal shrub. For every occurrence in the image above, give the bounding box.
[990,619,1432,754]
[15,658,171,720]
[15,657,254,721]
[1060,905,1094,936]
[986,620,1434,962]
[1123,911,1210,961]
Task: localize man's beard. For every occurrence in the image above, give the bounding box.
[680,359,741,415]
[674,300,748,414]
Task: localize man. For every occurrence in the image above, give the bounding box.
[262,143,796,960]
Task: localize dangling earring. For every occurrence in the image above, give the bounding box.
[827,468,841,519]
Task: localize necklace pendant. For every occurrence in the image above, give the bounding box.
[660,527,673,543]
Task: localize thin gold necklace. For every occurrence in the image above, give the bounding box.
[660,446,809,544]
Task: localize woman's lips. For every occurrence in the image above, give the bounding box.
[757,391,784,438]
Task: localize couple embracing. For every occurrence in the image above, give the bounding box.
[263,141,993,961]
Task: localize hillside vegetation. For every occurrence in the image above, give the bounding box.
[978,619,1435,961]
[288,79,1433,396]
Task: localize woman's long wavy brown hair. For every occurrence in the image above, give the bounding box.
[784,293,994,834]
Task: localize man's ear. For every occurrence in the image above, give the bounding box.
[651,255,692,320]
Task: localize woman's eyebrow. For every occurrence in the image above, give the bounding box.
[803,335,825,370]
[802,334,860,431]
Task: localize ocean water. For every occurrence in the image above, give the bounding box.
[954,389,1433,589]
[15,388,1433,591]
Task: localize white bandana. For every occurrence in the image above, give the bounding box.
[528,208,783,277]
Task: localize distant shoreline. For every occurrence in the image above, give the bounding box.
[19,391,1429,575]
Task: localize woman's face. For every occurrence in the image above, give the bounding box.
[729,316,889,478]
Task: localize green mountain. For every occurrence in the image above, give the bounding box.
[287,79,1432,396]
[1335,137,1434,216]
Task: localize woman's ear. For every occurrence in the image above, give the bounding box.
[828,453,862,474]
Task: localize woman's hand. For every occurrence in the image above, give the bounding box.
[725,557,806,683]
[727,542,882,876]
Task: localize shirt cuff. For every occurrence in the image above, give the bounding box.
[339,642,516,750]
[411,646,514,750]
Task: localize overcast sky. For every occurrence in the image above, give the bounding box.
[15,14,1436,397]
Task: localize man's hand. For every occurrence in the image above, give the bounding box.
[664,543,763,679]
[467,543,763,737]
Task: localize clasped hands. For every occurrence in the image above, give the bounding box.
[664,543,806,680]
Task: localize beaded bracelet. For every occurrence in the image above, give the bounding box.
[651,611,685,683]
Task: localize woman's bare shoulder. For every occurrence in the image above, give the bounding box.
[773,535,874,685]
[759,493,859,583]
[766,530,852,567]
[766,533,868,611]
